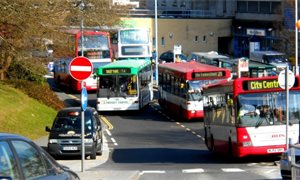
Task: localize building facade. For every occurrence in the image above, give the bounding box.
[113,0,290,58]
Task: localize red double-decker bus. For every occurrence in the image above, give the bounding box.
[158,61,231,120]
[202,76,300,158]
[53,30,113,91]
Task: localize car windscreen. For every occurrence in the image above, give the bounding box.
[52,116,93,131]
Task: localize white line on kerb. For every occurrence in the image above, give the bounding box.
[182,168,205,173]
[70,66,92,72]
[140,170,166,175]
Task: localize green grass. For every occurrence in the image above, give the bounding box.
[0,82,57,140]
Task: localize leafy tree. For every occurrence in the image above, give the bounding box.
[0,0,124,80]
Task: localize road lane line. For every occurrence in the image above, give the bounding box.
[221,168,245,172]
[101,115,113,130]
[105,129,112,136]
[140,170,166,175]
[182,168,205,173]
[111,138,118,146]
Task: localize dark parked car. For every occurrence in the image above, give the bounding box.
[46,107,103,159]
[159,50,187,63]
[0,133,79,179]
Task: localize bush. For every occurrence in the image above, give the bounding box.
[4,79,64,111]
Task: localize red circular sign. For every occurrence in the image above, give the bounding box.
[69,56,93,81]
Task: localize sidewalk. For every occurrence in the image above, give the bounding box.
[34,136,140,180]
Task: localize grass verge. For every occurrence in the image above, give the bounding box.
[0,82,56,140]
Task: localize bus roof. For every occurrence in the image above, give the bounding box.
[95,59,151,76]
[203,76,300,95]
[191,51,229,59]
[158,61,231,79]
[218,58,275,69]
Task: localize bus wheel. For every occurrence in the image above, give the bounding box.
[227,139,235,162]
[210,136,215,152]
[204,128,208,146]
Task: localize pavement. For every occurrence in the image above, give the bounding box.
[34,131,140,180]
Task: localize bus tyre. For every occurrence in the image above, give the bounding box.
[90,143,97,160]
[227,139,235,162]
[210,136,215,152]
[204,128,208,146]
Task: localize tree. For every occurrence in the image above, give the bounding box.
[0,0,125,80]
[272,0,297,62]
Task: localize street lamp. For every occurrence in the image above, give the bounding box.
[296,0,299,75]
[155,0,158,85]
[78,0,86,173]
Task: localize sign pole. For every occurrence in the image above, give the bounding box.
[285,66,289,150]
[278,68,295,150]
[81,81,85,172]
[80,7,85,172]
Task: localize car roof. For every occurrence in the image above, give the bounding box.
[0,133,30,141]
[56,107,95,117]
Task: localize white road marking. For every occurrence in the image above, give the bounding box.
[182,168,205,173]
[140,170,166,175]
[222,168,245,172]
[105,129,112,136]
[111,138,118,146]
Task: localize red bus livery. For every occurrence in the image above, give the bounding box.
[158,61,231,120]
[53,30,112,91]
[203,76,300,158]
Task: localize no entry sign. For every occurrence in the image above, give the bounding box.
[69,57,93,81]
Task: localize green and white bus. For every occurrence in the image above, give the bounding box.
[95,59,153,111]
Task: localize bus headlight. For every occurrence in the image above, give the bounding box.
[84,138,93,143]
[49,139,58,144]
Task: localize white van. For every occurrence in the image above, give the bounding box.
[249,51,290,71]
[188,51,230,66]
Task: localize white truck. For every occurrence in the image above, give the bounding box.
[249,51,290,72]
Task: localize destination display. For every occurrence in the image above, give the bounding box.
[103,68,131,74]
[192,71,225,78]
[244,79,280,90]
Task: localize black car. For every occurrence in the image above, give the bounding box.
[159,50,187,63]
[46,107,103,159]
[0,133,79,179]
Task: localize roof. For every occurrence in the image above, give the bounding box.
[0,133,29,141]
[158,61,230,74]
[56,107,94,115]
[219,58,275,68]
[96,59,151,76]
[190,51,229,59]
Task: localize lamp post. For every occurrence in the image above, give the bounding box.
[296,0,299,75]
[79,0,85,172]
[155,0,158,85]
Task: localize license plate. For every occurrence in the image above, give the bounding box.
[267,148,284,153]
[63,146,78,151]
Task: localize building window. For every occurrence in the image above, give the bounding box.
[161,37,165,46]
[271,2,281,14]
[248,1,259,13]
[260,2,271,14]
[203,36,206,42]
[237,1,247,13]
[195,36,198,42]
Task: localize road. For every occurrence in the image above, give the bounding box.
[47,76,282,180]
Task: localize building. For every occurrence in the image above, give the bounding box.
[112,0,290,58]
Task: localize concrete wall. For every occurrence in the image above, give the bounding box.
[121,17,232,57]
